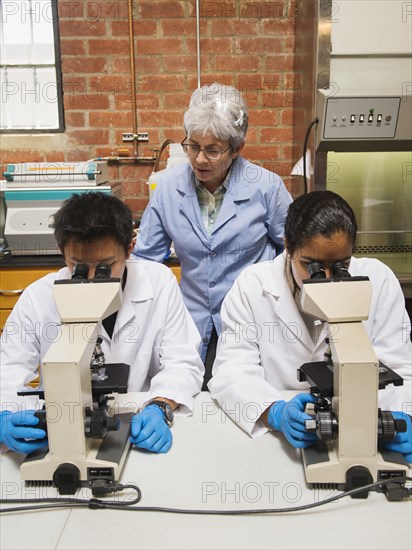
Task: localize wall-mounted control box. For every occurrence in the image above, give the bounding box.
[316,90,412,152]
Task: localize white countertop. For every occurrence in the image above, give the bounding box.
[1,392,411,550]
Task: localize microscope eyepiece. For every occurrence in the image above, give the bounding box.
[71,263,89,280]
[331,261,351,279]
[94,263,112,280]
[307,261,326,279]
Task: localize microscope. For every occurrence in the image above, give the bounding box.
[19,263,132,494]
[297,261,409,496]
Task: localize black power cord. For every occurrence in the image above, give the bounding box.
[0,483,142,514]
[302,117,319,194]
[0,478,410,515]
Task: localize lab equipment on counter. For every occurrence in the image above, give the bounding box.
[4,187,112,255]
[1,161,116,255]
[297,261,409,497]
[3,161,109,186]
[18,263,133,495]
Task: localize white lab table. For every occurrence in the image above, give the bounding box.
[1,392,411,550]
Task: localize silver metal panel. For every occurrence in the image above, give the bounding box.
[315,91,412,151]
[323,97,400,139]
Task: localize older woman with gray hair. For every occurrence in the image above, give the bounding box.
[133,83,292,388]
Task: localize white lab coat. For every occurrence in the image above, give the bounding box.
[0,259,204,414]
[209,254,412,437]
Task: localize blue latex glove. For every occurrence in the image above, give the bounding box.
[268,393,318,449]
[383,412,412,463]
[0,410,48,454]
[130,405,172,453]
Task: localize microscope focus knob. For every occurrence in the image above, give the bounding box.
[305,410,338,441]
[378,410,407,442]
[84,406,120,438]
[106,416,120,431]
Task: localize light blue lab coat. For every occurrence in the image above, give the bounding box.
[133,156,292,359]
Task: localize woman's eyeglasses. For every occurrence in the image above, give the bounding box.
[181,139,231,161]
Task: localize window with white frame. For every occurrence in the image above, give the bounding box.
[0,0,64,132]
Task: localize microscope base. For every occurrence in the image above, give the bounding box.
[302,442,409,495]
[20,413,131,494]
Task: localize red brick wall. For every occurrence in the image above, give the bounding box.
[2,0,301,219]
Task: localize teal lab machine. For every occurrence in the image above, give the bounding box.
[2,161,113,255]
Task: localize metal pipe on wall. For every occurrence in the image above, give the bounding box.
[113,0,202,167]
[102,0,154,164]
[196,0,201,88]
[128,0,139,158]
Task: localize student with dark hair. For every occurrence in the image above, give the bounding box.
[209,191,411,462]
[52,191,135,256]
[0,192,204,455]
